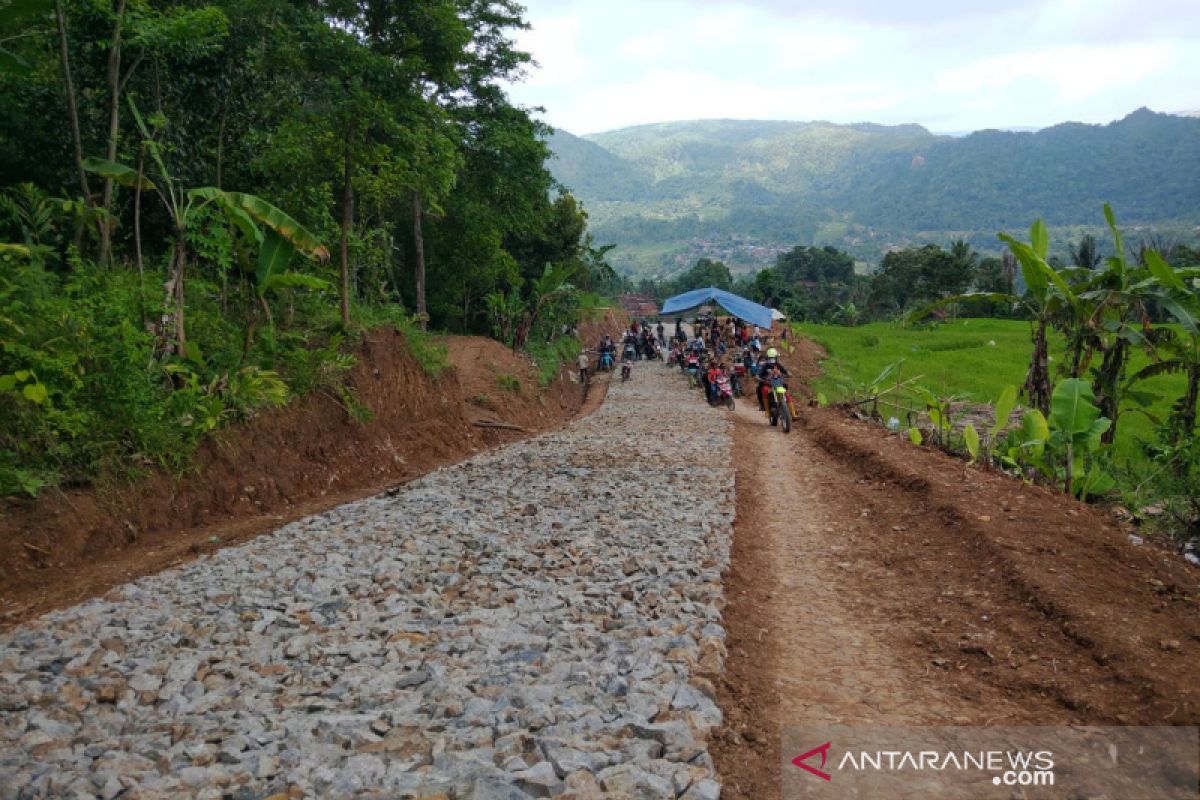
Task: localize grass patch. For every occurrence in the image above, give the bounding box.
[795,318,1184,474]
[577,292,617,323]
[354,305,449,376]
[525,335,581,388]
[496,374,522,394]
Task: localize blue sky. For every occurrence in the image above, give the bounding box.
[502,0,1200,135]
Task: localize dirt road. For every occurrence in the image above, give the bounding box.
[712,384,1198,799]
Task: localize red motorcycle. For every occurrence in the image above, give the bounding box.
[713,374,735,410]
[685,353,701,387]
[731,363,746,397]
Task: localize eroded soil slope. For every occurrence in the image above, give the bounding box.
[1,316,622,628]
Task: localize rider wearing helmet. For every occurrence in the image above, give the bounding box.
[756,348,789,411]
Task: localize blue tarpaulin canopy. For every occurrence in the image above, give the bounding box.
[659,287,775,330]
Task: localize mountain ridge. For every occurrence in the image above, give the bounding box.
[546,108,1200,276]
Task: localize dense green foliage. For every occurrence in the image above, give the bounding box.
[799,319,1159,461]
[790,209,1200,538]
[800,318,1196,529]
[0,0,612,497]
[644,206,1199,537]
[547,112,1200,276]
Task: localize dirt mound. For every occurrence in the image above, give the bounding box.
[799,408,1199,722]
[0,317,622,629]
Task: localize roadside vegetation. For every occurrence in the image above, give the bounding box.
[644,207,1198,544]
[0,0,623,498]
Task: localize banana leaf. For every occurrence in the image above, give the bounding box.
[963,423,980,463]
[256,228,295,290]
[990,385,1017,440]
[221,192,328,261]
[82,157,156,191]
[259,272,332,295]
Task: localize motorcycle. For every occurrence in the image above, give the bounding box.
[598,349,614,372]
[731,364,746,397]
[713,374,735,410]
[767,376,795,433]
[685,354,701,387]
[621,361,632,382]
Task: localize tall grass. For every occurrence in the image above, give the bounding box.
[526,335,581,388]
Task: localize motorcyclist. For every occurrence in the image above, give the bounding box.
[756,348,789,411]
[706,361,726,404]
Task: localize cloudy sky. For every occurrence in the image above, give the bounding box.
[503,0,1200,135]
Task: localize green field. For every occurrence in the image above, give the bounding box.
[794,318,1185,472]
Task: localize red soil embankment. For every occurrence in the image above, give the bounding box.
[0,313,624,629]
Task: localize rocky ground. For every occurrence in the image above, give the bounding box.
[0,363,731,800]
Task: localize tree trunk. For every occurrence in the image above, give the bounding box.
[413,189,427,331]
[238,270,256,365]
[1024,319,1051,417]
[215,90,230,188]
[54,1,92,215]
[1002,252,1016,317]
[338,121,356,327]
[134,145,145,325]
[1093,338,1126,445]
[1172,363,1199,450]
[98,0,126,267]
[1068,330,1089,378]
[1064,442,1074,497]
[170,226,188,357]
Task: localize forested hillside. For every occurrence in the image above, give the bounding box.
[547,110,1200,275]
[0,0,616,497]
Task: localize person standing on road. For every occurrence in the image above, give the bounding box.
[577,350,590,385]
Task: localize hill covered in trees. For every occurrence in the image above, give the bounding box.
[547,109,1200,277]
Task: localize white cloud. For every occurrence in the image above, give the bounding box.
[935,44,1175,102]
[504,0,1200,133]
[763,27,862,71]
[560,70,906,133]
[514,15,588,88]
[686,7,753,45]
[617,32,671,62]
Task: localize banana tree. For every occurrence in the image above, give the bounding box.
[513,261,580,351]
[1071,205,1158,444]
[969,384,1017,466]
[1133,250,1200,446]
[995,380,1113,498]
[1048,378,1113,497]
[83,102,327,357]
[907,219,1086,417]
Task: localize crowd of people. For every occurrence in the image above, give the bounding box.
[669,317,790,413]
[580,315,792,418]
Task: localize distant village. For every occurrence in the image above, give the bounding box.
[667,234,788,273]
